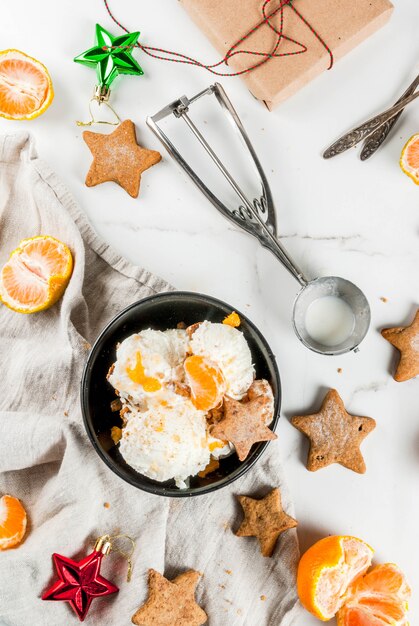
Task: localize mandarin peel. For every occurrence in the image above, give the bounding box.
[297,536,374,621]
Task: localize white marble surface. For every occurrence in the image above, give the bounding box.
[2,1,419,624]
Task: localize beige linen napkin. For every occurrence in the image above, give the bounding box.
[0,133,300,626]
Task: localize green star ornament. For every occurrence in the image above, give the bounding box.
[74,23,144,89]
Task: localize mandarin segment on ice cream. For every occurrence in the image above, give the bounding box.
[107,319,275,488]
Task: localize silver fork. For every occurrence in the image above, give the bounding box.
[360,73,419,160]
[323,76,419,159]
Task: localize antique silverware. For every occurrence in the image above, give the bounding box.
[323,89,419,159]
[360,73,419,160]
[147,83,370,355]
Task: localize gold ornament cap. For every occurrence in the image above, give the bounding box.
[94,85,111,102]
[94,535,112,555]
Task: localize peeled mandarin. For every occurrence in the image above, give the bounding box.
[0,236,73,314]
[0,49,53,120]
[0,495,27,550]
[337,563,410,626]
[184,355,226,411]
[400,133,419,184]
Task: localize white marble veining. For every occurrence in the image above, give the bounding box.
[2,1,419,624]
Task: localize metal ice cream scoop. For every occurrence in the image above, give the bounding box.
[147,83,370,355]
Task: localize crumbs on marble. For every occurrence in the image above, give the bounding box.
[237,609,243,616]
[104,502,111,509]
[380,297,388,303]
[225,569,232,575]
[260,595,267,601]
[63,410,68,416]
[84,341,92,350]
[337,368,343,374]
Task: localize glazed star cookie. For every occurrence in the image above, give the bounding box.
[131,569,207,626]
[211,391,277,461]
[381,309,419,382]
[236,488,298,557]
[291,389,376,473]
[83,120,161,198]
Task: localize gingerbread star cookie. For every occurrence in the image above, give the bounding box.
[381,309,419,382]
[131,569,207,626]
[291,389,376,474]
[211,391,277,461]
[83,119,161,198]
[236,488,297,557]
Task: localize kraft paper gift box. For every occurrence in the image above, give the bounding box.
[179,0,394,110]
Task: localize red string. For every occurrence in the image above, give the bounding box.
[102,0,333,76]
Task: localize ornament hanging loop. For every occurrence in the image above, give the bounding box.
[76,86,122,127]
[93,533,135,582]
[108,534,136,582]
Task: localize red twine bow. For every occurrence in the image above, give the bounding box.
[102,0,334,77]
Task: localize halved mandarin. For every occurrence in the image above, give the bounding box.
[0,49,53,120]
[0,236,73,313]
[297,536,374,621]
[400,133,419,184]
[337,563,410,626]
[0,495,27,550]
[184,355,226,411]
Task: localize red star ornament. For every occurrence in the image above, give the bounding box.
[42,546,119,621]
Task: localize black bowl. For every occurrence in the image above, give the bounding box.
[81,291,281,497]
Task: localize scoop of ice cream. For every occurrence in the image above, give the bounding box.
[108,329,188,404]
[118,395,210,488]
[190,321,254,399]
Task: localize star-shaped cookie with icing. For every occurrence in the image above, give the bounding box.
[131,569,207,626]
[291,389,376,473]
[236,488,298,557]
[381,309,419,382]
[83,120,161,198]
